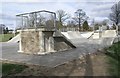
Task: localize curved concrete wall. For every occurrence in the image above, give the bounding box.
[102,30,116,38]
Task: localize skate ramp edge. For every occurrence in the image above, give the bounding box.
[7,34,20,43]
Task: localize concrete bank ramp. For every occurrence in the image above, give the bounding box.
[7,34,20,43]
[53,31,76,50]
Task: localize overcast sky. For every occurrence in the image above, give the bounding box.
[0,0,119,29]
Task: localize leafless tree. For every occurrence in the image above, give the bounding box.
[67,20,76,27]
[56,10,70,29]
[74,9,88,31]
[109,1,120,25]
[28,13,36,27]
[37,13,46,27]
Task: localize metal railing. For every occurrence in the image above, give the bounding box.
[16,10,56,31]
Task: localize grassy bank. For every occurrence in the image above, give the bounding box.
[2,63,28,76]
[105,41,120,77]
[0,34,14,42]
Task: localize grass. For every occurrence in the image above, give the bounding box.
[0,34,14,42]
[105,41,120,77]
[2,63,28,76]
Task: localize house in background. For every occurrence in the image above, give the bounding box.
[0,24,13,34]
[0,24,6,34]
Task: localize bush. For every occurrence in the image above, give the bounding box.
[2,63,28,76]
[105,41,120,77]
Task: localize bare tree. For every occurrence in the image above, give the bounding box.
[94,22,101,30]
[102,19,109,26]
[109,1,120,25]
[67,20,76,27]
[101,19,110,30]
[37,13,46,27]
[29,13,36,27]
[56,10,70,29]
[74,9,88,31]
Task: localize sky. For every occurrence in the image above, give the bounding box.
[0,0,119,29]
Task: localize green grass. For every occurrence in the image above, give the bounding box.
[0,34,14,42]
[2,63,28,76]
[105,41,120,77]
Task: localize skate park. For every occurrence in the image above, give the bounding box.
[1,10,120,67]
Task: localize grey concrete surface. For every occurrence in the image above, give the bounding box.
[0,38,112,67]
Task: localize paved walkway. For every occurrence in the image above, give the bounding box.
[0,38,112,67]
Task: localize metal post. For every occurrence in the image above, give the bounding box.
[114,23,118,36]
[21,15,24,30]
[78,13,81,31]
[116,2,119,36]
[54,13,56,31]
[34,12,37,30]
[16,10,57,31]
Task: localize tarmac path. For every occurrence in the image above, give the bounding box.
[0,38,107,67]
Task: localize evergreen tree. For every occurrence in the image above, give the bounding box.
[82,21,89,31]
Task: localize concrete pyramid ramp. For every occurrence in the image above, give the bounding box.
[7,34,20,43]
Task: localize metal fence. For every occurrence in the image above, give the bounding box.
[16,10,56,31]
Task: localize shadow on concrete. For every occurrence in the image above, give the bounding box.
[65,53,94,76]
[65,59,78,76]
[1,41,101,76]
[84,54,93,76]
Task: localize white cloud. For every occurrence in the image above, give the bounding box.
[1,0,119,2]
[0,1,119,29]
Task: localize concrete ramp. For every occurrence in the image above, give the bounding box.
[54,31,76,49]
[102,30,116,38]
[81,32,94,39]
[92,33,100,39]
[16,29,76,55]
[7,34,20,43]
[53,36,76,51]
[100,37,115,47]
[61,31,84,39]
[113,35,120,43]
[89,30,117,39]
[61,31,94,39]
[61,32,71,39]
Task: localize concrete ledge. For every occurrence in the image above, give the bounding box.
[17,28,45,32]
[18,50,24,53]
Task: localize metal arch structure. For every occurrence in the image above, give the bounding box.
[16,10,56,30]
